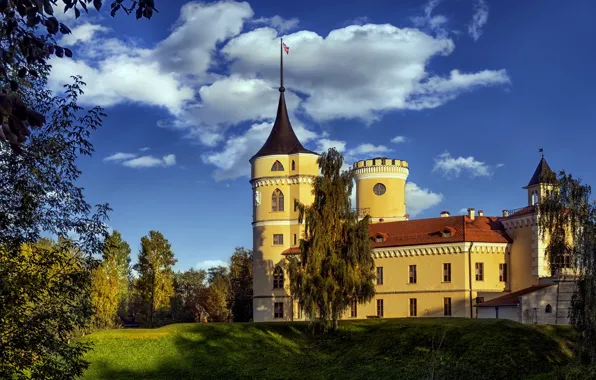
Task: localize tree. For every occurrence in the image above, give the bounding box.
[205,266,231,322]
[172,268,208,323]
[90,230,131,329]
[228,247,253,322]
[0,0,159,153]
[288,148,376,332]
[538,170,596,364]
[133,230,177,327]
[0,73,110,379]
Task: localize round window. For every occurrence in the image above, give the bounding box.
[373,183,386,196]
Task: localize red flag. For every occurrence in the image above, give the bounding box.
[282,42,289,54]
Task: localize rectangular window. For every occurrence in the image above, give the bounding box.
[409,298,417,317]
[376,299,384,317]
[475,262,484,281]
[499,263,508,282]
[443,263,451,282]
[293,234,297,246]
[376,267,384,285]
[274,302,284,319]
[444,297,452,316]
[476,297,484,304]
[409,265,417,284]
[297,304,302,319]
[273,234,283,245]
[351,299,358,318]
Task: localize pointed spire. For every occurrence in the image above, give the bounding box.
[526,156,555,187]
[250,39,317,162]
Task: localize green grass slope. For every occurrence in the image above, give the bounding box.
[81,318,576,380]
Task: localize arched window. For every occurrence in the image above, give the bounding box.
[545,304,552,313]
[532,191,539,205]
[272,189,284,211]
[291,160,296,171]
[273,266,284,289]
[271,160,284,171]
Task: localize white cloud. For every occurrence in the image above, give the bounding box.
[60,23,109,46]
[405,182,444,217]
[196,259,229,270]
[433,152,491,178]
[346,143,392,157]
[411,0,449,38]
[122,155,177,168]
[104,152,137,161]
[391,136,407,143]
[317,138,346,153]
[496,163,505,168]
[140,147,150,152]
[48,1,509,180]
[253,15,299,32]
[104,152,176,168]
[468,0,489,41]
[459,208,469,215]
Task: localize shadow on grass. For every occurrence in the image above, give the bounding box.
[83,319,577,380]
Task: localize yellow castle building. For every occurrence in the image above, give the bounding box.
[250,45,569,323]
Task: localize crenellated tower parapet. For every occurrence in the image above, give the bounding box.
[352,157,409,223]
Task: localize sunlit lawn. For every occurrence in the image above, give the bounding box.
[81,318,576,380]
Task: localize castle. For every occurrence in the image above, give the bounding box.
[250,46,569,323]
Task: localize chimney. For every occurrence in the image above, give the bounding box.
[478,210,484,217]
[467,208,475,220]
[502,210,509,217]
[440,211,450,218]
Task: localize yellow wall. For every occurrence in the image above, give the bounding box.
[251,153,319,322]
[353,158,409,223]
[506,223,538,292]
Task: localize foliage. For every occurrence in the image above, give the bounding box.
[0,73,109,379]
[90,230,131,329]
[228,247,253,322]
[287,148,376,331]
[133,230,177,327]
[538,170,596,364]
[204,266,231,322]
[171,268,208,323]
[0,0,158,153]
[79,319,577,380]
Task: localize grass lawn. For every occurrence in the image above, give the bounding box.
[81,318,576,380]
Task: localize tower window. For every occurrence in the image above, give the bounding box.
[274,302,284,318]
[373,183,386,196]
[545,304,552,313]
[273,234,283,245]
[271,160,284,171]
[475,262,484,281]
[291,160,296,170]
[499,263,508,282]
[409,265,417,284]
[272,189,284,212]
[532,191,538,205]
[376,267,383,285]
[273,266,284,289]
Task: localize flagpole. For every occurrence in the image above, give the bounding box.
[280,38,284,90]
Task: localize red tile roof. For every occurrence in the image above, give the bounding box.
[282,247,301,255]
[475,284,554,307]
[369,215,511,248]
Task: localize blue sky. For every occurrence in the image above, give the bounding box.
[47,0,596,272]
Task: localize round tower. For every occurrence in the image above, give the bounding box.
[352,157,409,223]
[250,38,319,322]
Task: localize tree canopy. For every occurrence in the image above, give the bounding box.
[538,170,596,364]
[288,148,376,331]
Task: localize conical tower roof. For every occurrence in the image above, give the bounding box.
[525,157,555,187]
[250,87,316,162]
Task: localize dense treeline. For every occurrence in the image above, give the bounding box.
[90,230,253,329]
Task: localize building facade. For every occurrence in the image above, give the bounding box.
[250,82,566,323]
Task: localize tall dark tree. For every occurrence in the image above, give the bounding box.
[133,230,177,327]
[229,247,253,322]
[538,170,596,364]
[172,268,208,323]
[288,148,376,332]
[205,266,231,322]
[0,73,109,379]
